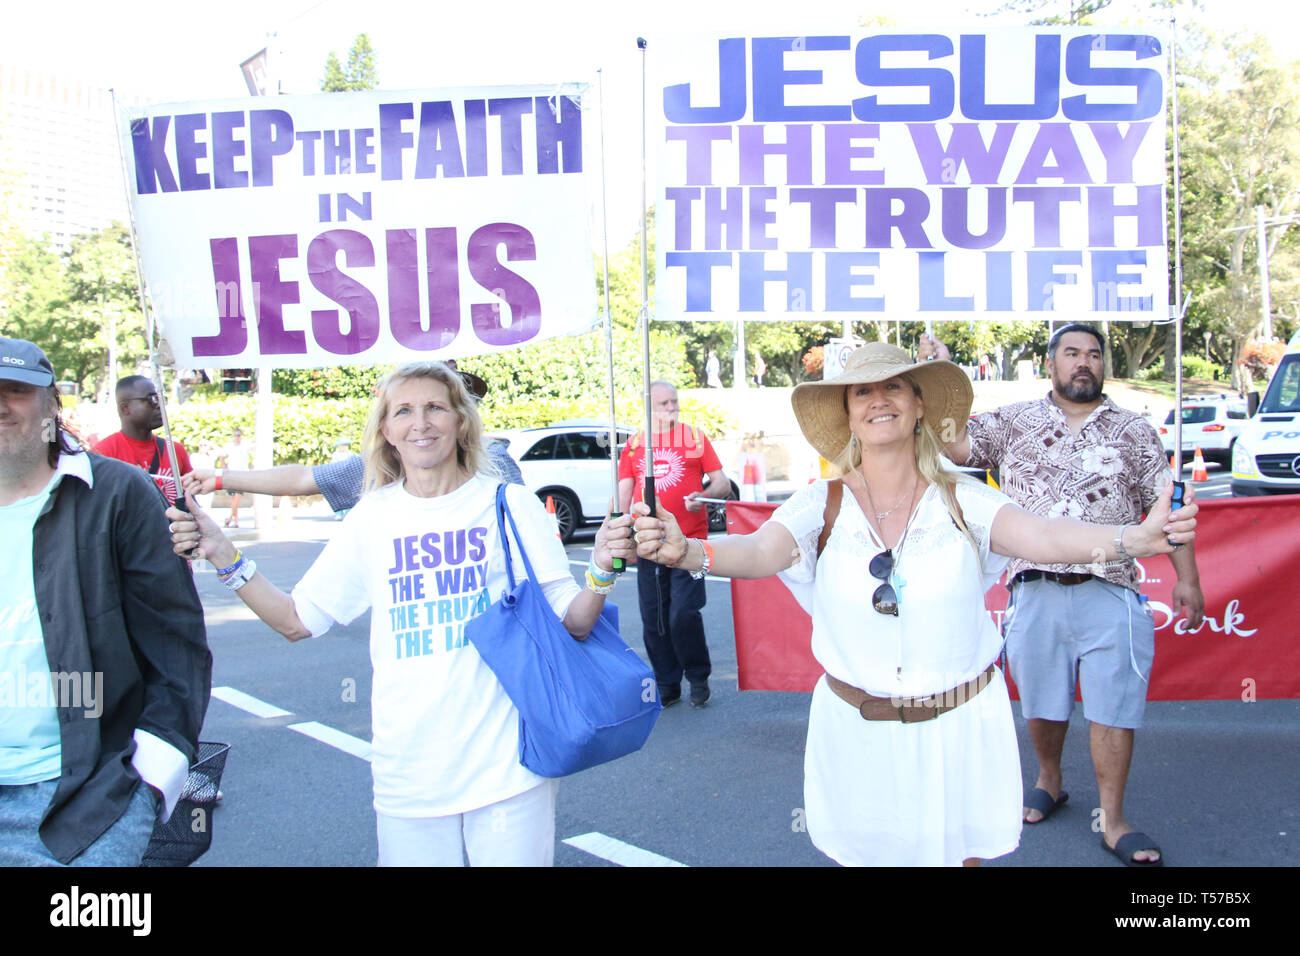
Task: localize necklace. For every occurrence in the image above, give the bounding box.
[861,470,917,524]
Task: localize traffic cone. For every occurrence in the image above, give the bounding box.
[1191,447,1208,482]
[740,460,758,502]
[545,495,560,537]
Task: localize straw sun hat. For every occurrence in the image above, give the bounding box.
[791,342,974,461]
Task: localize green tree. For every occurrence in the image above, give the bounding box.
[0,225,145,396]
[1175,32,1300,388]
[321,34,379,92]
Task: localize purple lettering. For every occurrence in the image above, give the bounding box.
[323,130,351,175]
[1011,186,1081,246]
[131,116,178,194]
[1015,124,1092,184]
[665,187,700,250]
[747,187,778,250]
[738,252,812,311]
[704,187,744,251]
[296,131,321,176]
[174,113,210,191]
[194,238,247,357]
[379,103,414,180]
[250,110,294,187]
[416,102,464,178]
[664,126,733,186]
[489,98,533,175]
[940,187,1007,249]
[248,234,306,354]
[739,124,812,185]
[824,252,884,311]
[211,111,249,189]
[908,123,1015,185]
[788,187,857,248]
[464,100,488,177]
[663,252,733,311]
[864,188,932,248]
[824,124,885,185]
[468,223,541,345]
[307,230,379,355]
[535,94,582,174]
[1088,122,1151,184]
[1087,185,1162,247]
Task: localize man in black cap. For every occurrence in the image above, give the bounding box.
[0,337,210,865]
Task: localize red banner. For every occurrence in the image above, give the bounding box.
[726,495,1300,700]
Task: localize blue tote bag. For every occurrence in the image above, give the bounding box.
[465,484,662,778]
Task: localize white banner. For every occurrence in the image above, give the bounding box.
[121,85,596,368]
[654,29,1168,322]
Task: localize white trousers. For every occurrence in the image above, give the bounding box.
[375,779,558,867]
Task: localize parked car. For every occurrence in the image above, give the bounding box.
[1156,397,1247,465]
[498,422,634,543]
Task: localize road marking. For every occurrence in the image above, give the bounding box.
[563,831,687,867]
[212,686,293,719]
[288,721,373,761]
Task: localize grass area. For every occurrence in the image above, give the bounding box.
[1115,377,1258,399]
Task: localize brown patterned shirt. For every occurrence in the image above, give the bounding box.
[965,393,1170,591]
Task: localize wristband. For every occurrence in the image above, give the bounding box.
[215,551,243,577]
[587,556,615,584]
[585,570,617,594]
[221,557,257,592]
[214,470,223,491]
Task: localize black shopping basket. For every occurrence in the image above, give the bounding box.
[141,741,229,867]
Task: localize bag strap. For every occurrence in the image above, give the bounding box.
[494,483,541,591]
[816,479,843,560]
[147,436,166,475]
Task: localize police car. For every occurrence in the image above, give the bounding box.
[1231,334,1300,495]
[1157,396,1248,466]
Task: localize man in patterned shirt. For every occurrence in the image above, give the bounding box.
[921,324,1204,867]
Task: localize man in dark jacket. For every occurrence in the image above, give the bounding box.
[0,337,211,865]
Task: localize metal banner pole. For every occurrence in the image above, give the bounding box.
[109,90,189,514]
[597,68,625,573]
[637,37,656,515]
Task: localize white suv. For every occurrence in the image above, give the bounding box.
[499,423,634,542]
[1157,397,1247,466]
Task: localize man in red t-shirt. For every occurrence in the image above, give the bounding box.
[92,376,191,506]
[618,381,729,708]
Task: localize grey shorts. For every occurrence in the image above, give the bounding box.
[1003,576,1154,730]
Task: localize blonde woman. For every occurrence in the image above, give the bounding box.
[169,362,634,866]
[632,343,1196,867]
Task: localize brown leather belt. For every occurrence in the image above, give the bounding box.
[1013,570,1093,587]
[825,664,996,723]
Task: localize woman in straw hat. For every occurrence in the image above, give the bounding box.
[632,342,1196,867]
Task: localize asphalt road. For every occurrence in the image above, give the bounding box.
[189,502,1296,869]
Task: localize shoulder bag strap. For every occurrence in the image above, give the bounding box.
[495,483,544,589]
[148,436,165,475]
[816,479,843,560]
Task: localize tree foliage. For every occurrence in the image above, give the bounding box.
[0,224,147,397]
[321,34,379,92]
[1174,30,1300,387]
